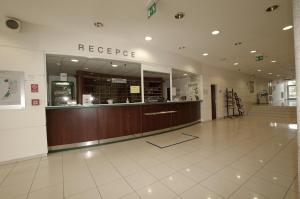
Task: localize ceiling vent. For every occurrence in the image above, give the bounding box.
[5,17,21,32]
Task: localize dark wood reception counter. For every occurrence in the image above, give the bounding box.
[46,101,201,151]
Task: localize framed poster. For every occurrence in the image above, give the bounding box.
[0,71,25,110]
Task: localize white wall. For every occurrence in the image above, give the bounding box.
[201,65,268,121]
[0,21,268,162]
[0,46,48,162]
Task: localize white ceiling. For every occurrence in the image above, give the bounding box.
[46,54,141,77]
[0,0,295,80]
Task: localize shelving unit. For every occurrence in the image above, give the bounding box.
[76,71,141,104]
[143,78,163,103]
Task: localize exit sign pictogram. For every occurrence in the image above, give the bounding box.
[148,3,157,18]
[256,55,264,61]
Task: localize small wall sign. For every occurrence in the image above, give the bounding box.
[31,84,39,93]
[31,99,40,106]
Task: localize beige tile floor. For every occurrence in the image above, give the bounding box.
[0,116,298,199]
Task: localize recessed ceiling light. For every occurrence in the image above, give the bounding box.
[250,50,257,54]
[183,73,188,76]
[71,59,79,62]
[234,62,239,66]
[202,53,208,56]
[174,12,185,19]
[145,36,152,41]
[257,69,262,72]
[271,60,277,63]
[211,30,220,35]
[112,64,118,67]
[266,5,279,12]
[282,25,293,30]
[268,72,273,75]
[84,67,89,70]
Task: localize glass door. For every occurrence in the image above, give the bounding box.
[287,80,296,99]
[288,85,296,99]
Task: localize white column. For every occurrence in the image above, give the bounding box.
[293,0,300,192]
[141,65,144,103]
[169,71,173,101]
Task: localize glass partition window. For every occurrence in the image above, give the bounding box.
[143,71,170,103]
[46,54,141,105]
[172,69,201,101]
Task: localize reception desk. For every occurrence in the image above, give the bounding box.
[46,101,201,151]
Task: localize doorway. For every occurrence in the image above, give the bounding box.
[211,84,216,120]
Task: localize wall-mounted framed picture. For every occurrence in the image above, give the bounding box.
[0,71,25,110]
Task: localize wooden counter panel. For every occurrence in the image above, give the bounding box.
[170,102,200,126]
[46,108,98,146]
[46,101,201,147]
[98,106,141,139]
[141,104,173,132]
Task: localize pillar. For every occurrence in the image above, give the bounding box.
[293,0,300,193]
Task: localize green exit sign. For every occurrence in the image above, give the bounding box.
[148,3,157,18]
[256,55,264,61]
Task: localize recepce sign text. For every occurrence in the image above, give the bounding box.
[78,44,136,58]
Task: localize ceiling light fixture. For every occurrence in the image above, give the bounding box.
[112,64,118,67]
[250,50,257,54]
[268,72,273,75]
[211,30,220,35]
[234,62,239,66]
[277,74,280,77]
[174,12,185,19]
[145,36,152,41]
[271,60,277,63]
[184,73,188,76]
[257,69,262,72]
[266,5,279,12]
[84,67,89,70]
[202,53,208,56]
[282,25,293,30]
[71,59,79,62]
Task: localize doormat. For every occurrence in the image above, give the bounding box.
[146,133,199,149]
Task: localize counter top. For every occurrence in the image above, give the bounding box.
[46,100,202,110]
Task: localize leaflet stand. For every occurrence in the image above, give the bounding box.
[225,88,244,118]
[225,88,235,118]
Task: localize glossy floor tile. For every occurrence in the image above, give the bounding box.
[0,115,298,199]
